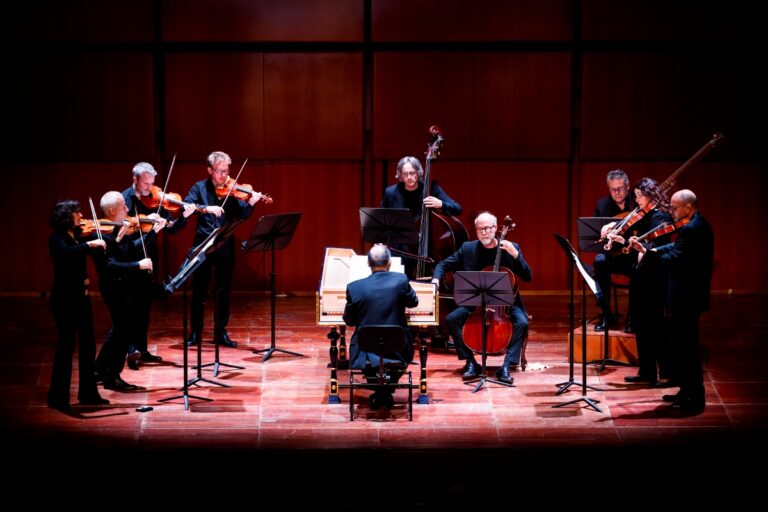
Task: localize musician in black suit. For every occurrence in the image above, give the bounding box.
[593,169,638,331]
[381,156,462,278]
[47,199,108,410]
[184,151,264,348]
[92,191,161,391]
[343,244,419,409]
[431,212,532,384]
[629,189,714,413]
[121,162,195,368]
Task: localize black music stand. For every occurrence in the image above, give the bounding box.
[578,217,632,372]
[242,212,303,362]
[454,271,516,393]
[195,218,247,377]
[359,207,424,261]
[158,228,223,410]
[552,233,602,412]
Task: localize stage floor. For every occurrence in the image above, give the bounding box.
[1,293,766,495]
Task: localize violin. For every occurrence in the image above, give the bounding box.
[622,217,691,254]
[140,185,206,214]
[214,177,273,203]
[79,215,166,236]
[603,202,656,250]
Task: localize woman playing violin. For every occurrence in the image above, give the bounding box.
[607,178,673,386]
[183,151,267,348]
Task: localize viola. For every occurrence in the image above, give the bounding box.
[140,185,206,214]
[462,216,518,355]
[622,217,691,254]
[214,177,273,204]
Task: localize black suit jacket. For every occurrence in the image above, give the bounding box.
[594,195,636,217]
[343,271,419,369]
[644,212,714,313]
[381,181,462,218]
[433,240,532,309]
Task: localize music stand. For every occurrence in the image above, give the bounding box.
[578,217,633,372]
[158,228,223,410]
[195,218,247,377]
[242,212,303,362]
[552,233,602,412]
[359,207,426,261]
[454,271,516,393]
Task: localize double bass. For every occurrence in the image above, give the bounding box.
[414,126,470,287]
[462,216,519,355]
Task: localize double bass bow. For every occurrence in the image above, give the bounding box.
[462,216,519,355]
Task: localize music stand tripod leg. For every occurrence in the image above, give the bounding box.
[157,281,213,409]
[196,288,245,376]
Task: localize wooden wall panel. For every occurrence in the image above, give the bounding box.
[260,162,364,292]
[165,53,265,161]
[264,53,363,159]
[472,53,572,159]
[581,52,756,160]
[162,0,363,42]
[582,1,760,42]
[372,0,573,41]
[373,52,474,160]
[8,52,155,161]
[8,0,154,42]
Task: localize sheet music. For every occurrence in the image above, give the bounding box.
[573,254,598,295]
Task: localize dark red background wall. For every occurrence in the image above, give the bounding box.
[4,1,766,294]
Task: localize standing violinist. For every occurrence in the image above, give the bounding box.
[628,189,713,413]
[184,151,264,348]
[92,191,163,391]
[593,169,637,331]
[381,156,462,278]
[121,162,196,369]
[431,212,532,384]
[47,199,109,410]
[607,178,673,385]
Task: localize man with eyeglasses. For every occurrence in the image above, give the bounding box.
[184,151,265,348]
[431,212,532,384]
[593,169,637,331]
[628,189,713,413]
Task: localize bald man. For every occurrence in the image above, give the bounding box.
[629,189,714,413]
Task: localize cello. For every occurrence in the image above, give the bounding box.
[462,216,519,355]
[414,126,470,286]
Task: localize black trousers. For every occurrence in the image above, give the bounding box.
[190,241,235,338]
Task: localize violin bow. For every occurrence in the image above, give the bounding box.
[133,205,151,275]
[87,197,103,242]
[155,152,177,217]
[219,158,248,209]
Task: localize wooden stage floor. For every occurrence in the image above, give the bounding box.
[1,293,766,497]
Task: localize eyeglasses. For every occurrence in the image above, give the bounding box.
[400,171,419,178]
[211,169,229,176]
[609,186,626,194]
[476,225,496,232]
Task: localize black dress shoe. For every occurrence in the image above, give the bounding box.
[594,314,616,332]
[214,332,237,348]
[669,397,705,413]
[624,375,657,384]
[48,400,70,411]
[103,376,139,391]
[494,366,514,384]
[186,332,201,346]
[140,352,162,362]
[651,379,679,388]
[127,359,139,371]
[79,395,110,406]
[663,393,683,403]
[461,360,481,380]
